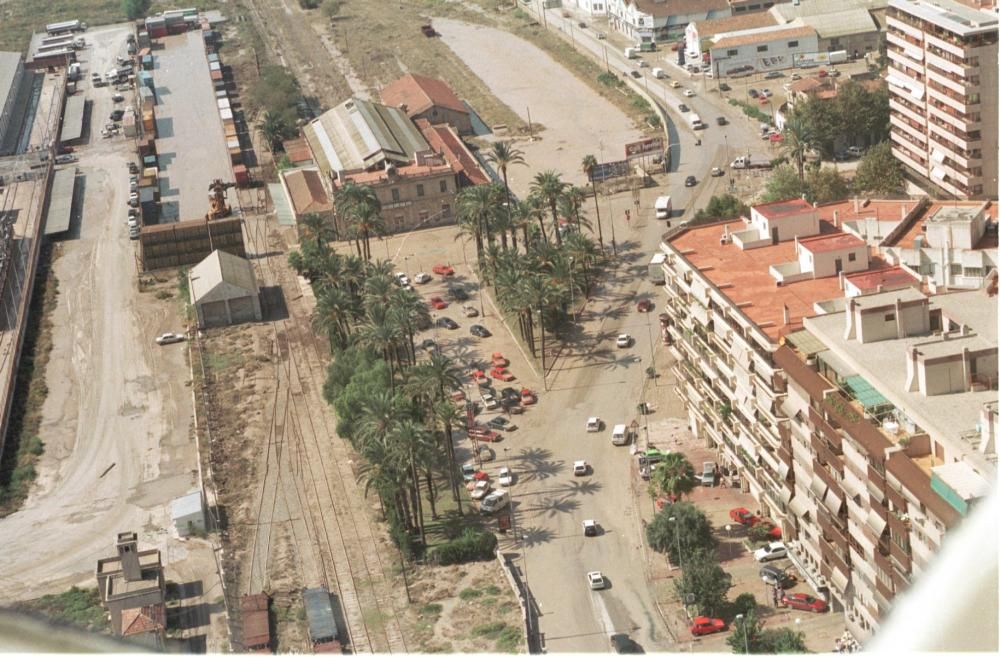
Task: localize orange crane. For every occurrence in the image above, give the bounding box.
[206,179,235,220]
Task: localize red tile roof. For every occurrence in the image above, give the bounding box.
[416,119,489,186]
[844,266,918,293]
[755,198,816,221]
[692,11,778,38]
[633,0,730,18]
[284,168,332,215]
[121,605,166,637]
[380,74,467,117]
[798,233,865,254]
[282,137,314,165]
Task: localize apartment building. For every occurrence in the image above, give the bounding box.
[658,199,996,643]
[609,0,733,43]
[885,0,998,199]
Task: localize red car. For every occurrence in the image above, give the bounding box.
[491,368,516,382]
[729,507,760,527]
[637,299,653,313]
[469,426,502,442]
[689,616,726,636]
[520,389,537,405]
[429,296,448,310]
[492,352,510,368]
[818,68,828,78]
[782,593,828,613]
[432,264,455,276]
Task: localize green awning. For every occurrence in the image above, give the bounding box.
[844,375,891,411]
[784,330,825,356]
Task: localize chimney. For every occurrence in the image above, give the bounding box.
[904,345,920,392]
[844,297,857,340]
[813,201,818,208]
[833,210,839,228]
[838,270,846,290]
[115,531,142,582]
[895,298,905,339]
[961,324,970,336]
[397,103,409,114]
[854,197,860,213]
[783,304,791,325]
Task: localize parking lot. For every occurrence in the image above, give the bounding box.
[151,30,234,221]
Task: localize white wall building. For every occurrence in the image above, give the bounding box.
[576,0,609,15]
[709,22,820,76]
[610,0,732,43]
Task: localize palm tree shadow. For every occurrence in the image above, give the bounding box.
[526,495,581,517]
[519,525,555,548]
[518,459,565,483]
[556,479,603,496]
[514,446,554,464]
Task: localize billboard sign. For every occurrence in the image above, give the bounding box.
[625,137,664,159]
[589,160,631,183]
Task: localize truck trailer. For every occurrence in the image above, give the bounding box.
[46,20,86,35]
[730,153,773,170]
[648,252,666,284]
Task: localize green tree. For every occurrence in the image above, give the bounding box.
[336,183,384,261]
[761,164,807,203]
[675,549,731,616]
[531,171,569,246]
[649,453,697,501]
[487,142,526,245]
[805,167,850,204]
[762,628,809,653]
[781,116,814,182]
[121,0,151,19]
[694,194,749,222]
[645,502,717,563]
[852,142,905,196]
[259,111,290,152]
[727,610,767,654]
[581,155,605,250]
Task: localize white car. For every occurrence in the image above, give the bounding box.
[683,89,696,97]
[462,304,479,318]
[616,334,632,348]
[711,166,725,177]
[754,541,788,562]
[586,417,602,432]
[394,272,411,287]
[471,479,491,500]
[414,272,431,284]
[481,392,499,411]
[583,519,598,537]
[587,571,607,590]
[573,460,590,476]
[498,466,513,486]
[155,332,185,345]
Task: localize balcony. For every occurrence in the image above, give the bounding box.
[924,47,970,77]
[924,32,968,59]
[886,15,925,41]
[890,132,928,165]
[927,85,968,114]
[924,63,967,95]
[890,143,928,175]
[889,98,926,125]
[927,119,978,151]
[890,116,928,147]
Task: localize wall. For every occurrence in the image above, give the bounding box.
[808,246,870,278]
[415,106,472,136]
[749,207,819,242]
[856,301,929,343]
[346,169,457,236]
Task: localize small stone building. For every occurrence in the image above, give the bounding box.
[95,532,166,646]
[189,249,263,328]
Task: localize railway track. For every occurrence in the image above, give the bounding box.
[233,180,408,652]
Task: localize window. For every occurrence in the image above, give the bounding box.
[727,49,738,56]
[439,179,448,193]
[848,253,857,262]
[418,211,429,221]
[441,203,451,214]
[393,215,404,227]
[757,45,768,52]
[950,263,962,275]
[416,184,425,197]
[788,40,799,48]
[391,188,400,202]
[885,313,895,321]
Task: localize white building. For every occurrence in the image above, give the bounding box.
[171,490,206,537]
[576,0,609,15]
[709,22,820,76]
[189,249,263,329]
[609,0,732,43]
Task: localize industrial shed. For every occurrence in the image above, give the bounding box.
[188,249,262,328]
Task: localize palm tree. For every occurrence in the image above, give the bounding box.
[531,171,568,246]
[433,401,465,513]
[486,141,526,235]
[649,453,698,501]
[356,305,404,386]
[456,184,502,262]
[558,186,587,232]
[782,116,813,182]
[389,419,435,544]
[313,286,357,350]
[336,182,384,261]
[259,111,288,152]
[581,155,605,250]
[299,212,334,251]
[523,274,557,371]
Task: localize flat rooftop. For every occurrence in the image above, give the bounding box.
[798,232,865,253]
[754,198,816,221]
[667,219,891,340]
[888,0,999,35]
[844,266,918,292]
[886,201,997,249]
[804,289,997,470]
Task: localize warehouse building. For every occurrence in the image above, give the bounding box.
[709,22,819,76]
[188,249,262,328]
[770,0,883,56]
[380,73,473,136]
[0,52,29,155]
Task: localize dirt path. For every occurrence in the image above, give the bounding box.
[435,18,644,195]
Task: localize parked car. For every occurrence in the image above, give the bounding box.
[670,80,681,88]
[754,541,788,562]
[498,466,514,487]
[616,334,632,348]
[574,460,590,476]
[395,272,411,287]
[587,571,607,590]
[719,82,731,91]
[436,317,458,330]
[478,444,496,462]
[629,70,641,78]
[790,72,802,80]
[782,593,828,613]
[487,416,511,431]
[760,564,796,588]
[500,387,520,401]
[689,616,726,636]
[583,519,598,537]
[701,461,715,486]
[54,154,77,164]
[610,633,642,654]
[110,109,124,121]
[155,332,185,345]
[847,146,864,158]
[471,324,492,338]
[492,353,510,368]
[480,490,509,514]
[490,367,514,381]
[481,391,499,410]
[678,103,689,113]
[520,389,537,405]
[764,71,783,79]
[586,417,602,432]
[414,272,431,284]
[716,116,727,126]
[447,285,468,301]
[761,88,773,98]
[470,480,491,500]
[461,463,478,482]
[501,398,523,414]
[748,88,759,98]
[637,299,652,313]
[419,338,437,351]
[711,166,725,177]
[729,507,760,526]
[685,175,697,187]
[432,264,455,276]
[429,296,448,310]
[462,304,479,317]
[683,89,695,97]
[470,427,501,442]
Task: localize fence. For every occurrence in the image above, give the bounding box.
[495,549,541,654]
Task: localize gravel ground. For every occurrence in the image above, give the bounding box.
[435,18,644,195]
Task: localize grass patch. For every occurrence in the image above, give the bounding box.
[0,244,59,516]
[483,584,501,595]
[728,98,772,124]
[203,351,243,373]
[471,621,507,638]
[420,602,443,616]
[496,625,522,652]
[16,586,109,633]
[459,587,483,600]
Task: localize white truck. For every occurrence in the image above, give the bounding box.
[730,153,773,170]
[654,195,672,220]
[624,47,638,59]
[651,67,666,79]
[829,50,848,64]
[648,252,666,284]
[688,113,704,130]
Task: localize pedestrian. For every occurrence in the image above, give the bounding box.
[625,209,631,223]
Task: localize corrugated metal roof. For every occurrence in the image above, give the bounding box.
[0,52,22,116]
[44,167,76,235]
[59,94,86,143]
[784,329,826,356]
[799,9,879,38]
[189,249,259,304]
[268,183,296,226]
[170,490,203,519]
[772,0,888,19]
[303,587,338,643]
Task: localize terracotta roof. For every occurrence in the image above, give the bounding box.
[284,168,332,215]
[282,137,314,164]
[798,232,865,253]
[713,25,816,50]
[121,605,166,637]
[632,0,730,17]
[755,198,816,220]
[415,119,489,186]
[844,266,918,293]
[789,76,826,93]
[344,162,453,186]
[380,74,467,117]
[692,12,779,38]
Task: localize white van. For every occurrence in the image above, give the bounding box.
[480,489,510,514]
[689,113,704,130]
[624,47,638,59]
[654,195,672,220]
[611,424,630,446]
[652,67,666,79]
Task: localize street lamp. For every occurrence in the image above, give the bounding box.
[725,523,732,561]
[568,256,576,322]
[734,613,750,655]
[669,516,683,570]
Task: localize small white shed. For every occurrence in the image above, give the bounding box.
[171,490,206,537]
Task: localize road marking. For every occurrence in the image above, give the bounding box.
[591,590,616,637]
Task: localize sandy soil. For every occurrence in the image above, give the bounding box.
[435,18,644,195]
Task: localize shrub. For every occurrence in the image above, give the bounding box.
[732,592,757,617]
[471,621,507,638]
[420,603,443,616]
[428,528,497,565]
[459,588,483,600]
[597,72,623,88]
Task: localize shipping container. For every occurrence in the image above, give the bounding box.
[220,108,233,121]
[207,53,219,63]
[217,98,230,110]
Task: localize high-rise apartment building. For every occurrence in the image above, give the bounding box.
[885,0,998,199]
